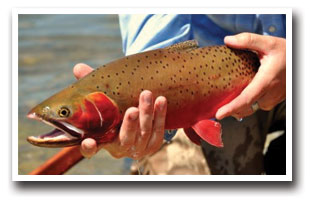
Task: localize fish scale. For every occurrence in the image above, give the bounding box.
[27,40,260,148]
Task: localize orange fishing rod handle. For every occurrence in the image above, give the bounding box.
[29,146,84,175]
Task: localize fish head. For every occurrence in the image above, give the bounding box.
[27,87,121,148]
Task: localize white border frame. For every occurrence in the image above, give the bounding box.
[12,8,292,181]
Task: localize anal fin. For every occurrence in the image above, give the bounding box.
[183,119,223,147]
[192,119,223,147]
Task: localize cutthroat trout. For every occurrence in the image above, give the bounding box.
[27,40,260,148]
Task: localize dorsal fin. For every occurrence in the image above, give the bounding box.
[165,40,199,52]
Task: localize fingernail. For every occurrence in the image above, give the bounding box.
[224,36,237,44]
[143,93,152,105]
[83,143,93,151]
[129,111,139,121]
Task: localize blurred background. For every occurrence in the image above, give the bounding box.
[18,14,131,175]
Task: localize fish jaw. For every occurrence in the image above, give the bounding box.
[26,91,121,148]
[26,112,84,148]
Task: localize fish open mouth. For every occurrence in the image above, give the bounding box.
[26,112,84,148]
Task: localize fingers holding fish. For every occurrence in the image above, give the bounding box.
[146,96,167,155]
[216,33,286,120]
[215,71,267,120]
[135,90,154,154]
[73,63,94,80]
[80,138,98,159]
[119,107,140,151]
[117,93,167,160]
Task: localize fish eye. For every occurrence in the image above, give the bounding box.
[58,107,70,118]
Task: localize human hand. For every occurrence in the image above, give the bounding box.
[73,63,168,160]
[215,33,286,120]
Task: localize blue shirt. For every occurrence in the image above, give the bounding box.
[119,14,286,55]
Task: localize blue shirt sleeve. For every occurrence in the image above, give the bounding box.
[119,14,193,55]
[119,14,286,55]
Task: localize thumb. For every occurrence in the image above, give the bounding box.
[80,138,98,158]
[224,33,270,54]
